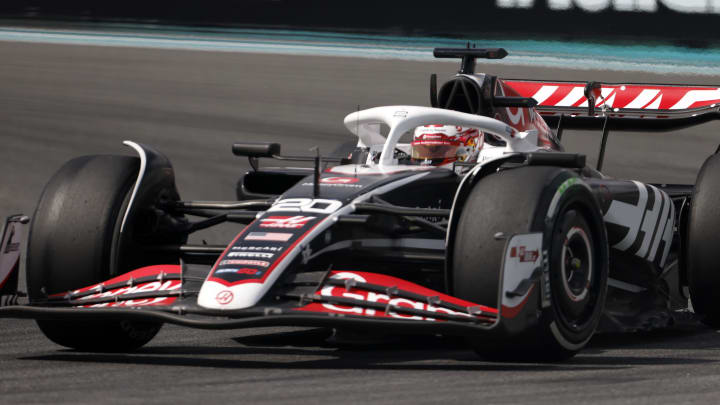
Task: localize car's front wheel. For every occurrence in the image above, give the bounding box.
[27,154,177,351]
[451,166,608,361]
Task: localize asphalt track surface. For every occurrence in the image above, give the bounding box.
[2,40,720,404]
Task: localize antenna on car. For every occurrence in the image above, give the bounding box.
[356,105,362,172]
[310,146,320,198]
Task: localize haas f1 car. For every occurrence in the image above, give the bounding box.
[3,48,720,361]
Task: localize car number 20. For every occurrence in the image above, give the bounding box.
[268,198,342,214]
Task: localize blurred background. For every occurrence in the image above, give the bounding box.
[1,1,719,45]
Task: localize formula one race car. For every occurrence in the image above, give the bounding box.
[3,48,720,361]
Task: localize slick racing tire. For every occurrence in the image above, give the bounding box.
[687,152,720,328]
[27,155,163,351]
[452,166,608,362]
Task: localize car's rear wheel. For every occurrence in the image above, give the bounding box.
[27,155,176,351]
[687,152,720,328]
[452,166,608,361]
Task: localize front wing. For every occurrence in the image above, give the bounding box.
[0,233,545,339]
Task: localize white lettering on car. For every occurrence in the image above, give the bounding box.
[219,259,270,267]
[603,181,674,266]
[227,252,274,259]
[268,198,342,214]
[79,280,181,308]
[318,273,471,321]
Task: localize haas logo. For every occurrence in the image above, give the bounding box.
[321,177,359,184]
[216,290,234,305]
[259,216,315,229]
[604,181,674,267]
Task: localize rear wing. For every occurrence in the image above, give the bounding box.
[504,80,720,131]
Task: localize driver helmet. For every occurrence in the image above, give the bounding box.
[411,125,482,164]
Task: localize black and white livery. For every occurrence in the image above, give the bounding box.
[1,48,719,361]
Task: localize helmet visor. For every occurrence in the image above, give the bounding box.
[411,143,460,160]
[411,132,461,160]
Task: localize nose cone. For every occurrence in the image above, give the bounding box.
[197,280,268,310]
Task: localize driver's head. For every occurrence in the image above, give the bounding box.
[411,125,482,164]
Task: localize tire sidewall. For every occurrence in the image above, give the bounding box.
[535,176,609,351]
